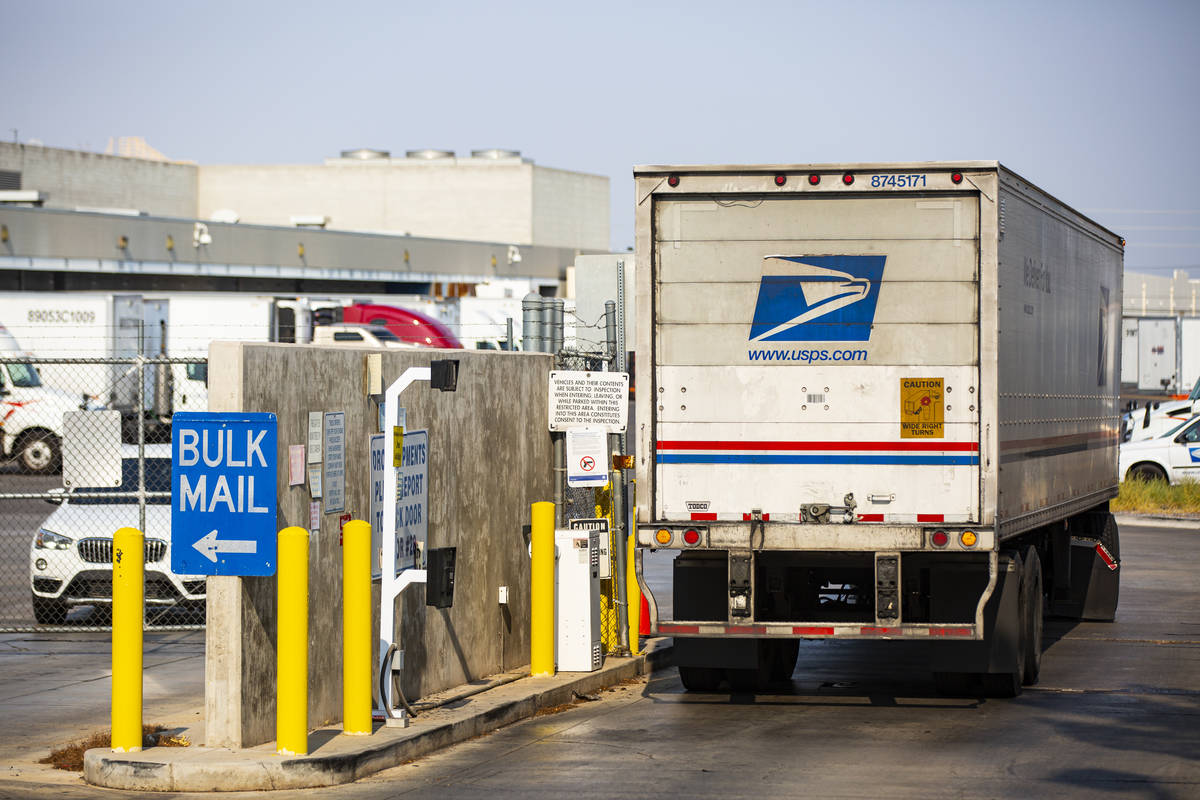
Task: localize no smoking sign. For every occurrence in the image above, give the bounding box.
[567,427,608,488]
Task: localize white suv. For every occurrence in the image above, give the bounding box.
[28,444,206,623]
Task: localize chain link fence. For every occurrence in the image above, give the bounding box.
[0,353,208,631]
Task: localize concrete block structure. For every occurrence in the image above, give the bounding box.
[205,341,553,748]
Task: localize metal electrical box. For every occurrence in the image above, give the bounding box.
[554,529,602,672]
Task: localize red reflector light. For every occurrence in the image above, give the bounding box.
[808,174,820,185]
[667,175,680,187]
[774,174,787,186]
[951,172,963,184]
[931,529,949,547]
[683,528,701,546]
[842,173,854,185]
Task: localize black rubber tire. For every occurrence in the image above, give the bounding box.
[31,593,68,625]
[1128,462,1167,483]
[678,666,722,692]
[17,431,61,475]
[1021,546,1044,686]
[769,640,800,683]
[981,671,1022,698]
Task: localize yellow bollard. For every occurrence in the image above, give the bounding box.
[342,519,372,735]
[277,527,309,755]
[111,527,143,752]
[530,501,555,677]
[626,530,640,656]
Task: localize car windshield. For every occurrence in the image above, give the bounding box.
[1190,376,1200,402]
[4,362,42,387]
[1161,418,1194,439]
[70,457,172,505]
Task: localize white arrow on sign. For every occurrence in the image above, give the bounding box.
[192,529,258,562]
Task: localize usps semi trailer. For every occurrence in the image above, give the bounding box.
[633,162,1123,697]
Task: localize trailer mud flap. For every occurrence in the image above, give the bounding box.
[1051,538,1120,622]
[930,551,1021,674]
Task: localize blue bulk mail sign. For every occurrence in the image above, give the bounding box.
[171,412,278,576]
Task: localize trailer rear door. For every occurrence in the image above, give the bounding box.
[652,193,980,523]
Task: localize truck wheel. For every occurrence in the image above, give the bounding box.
[32,593,68,625]
[1021,546,1044,686]
[1128,463,1167,482]
[769,640,800,683]
[17,431,61,475]
[678,666,722,692]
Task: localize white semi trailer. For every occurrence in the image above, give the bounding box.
[633,162,1123,697]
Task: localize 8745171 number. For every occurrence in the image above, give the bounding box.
[870,174,926,188]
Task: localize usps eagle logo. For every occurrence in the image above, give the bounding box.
[748,255,886,342]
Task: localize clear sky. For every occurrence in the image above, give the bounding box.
[5,0,1199,275]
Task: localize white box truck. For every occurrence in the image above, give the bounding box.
[633,162,1123,697]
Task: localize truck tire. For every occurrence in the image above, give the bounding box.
[1127,462,1167,482]
[1021,546,1044,686]
[678,666,722,692]
[32,593,68,625]
[769,640,800,683]
[17,431,61,475]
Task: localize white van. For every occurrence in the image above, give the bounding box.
[0,324,102,474]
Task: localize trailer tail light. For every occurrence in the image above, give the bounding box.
[774,174,787,186]
[930,529,949,548]
[951,171,964,184]
[808,174,820,185]
[655,529,673,546]
[683,528,701,546]
[667,175,680,187]
[842,173,855,186]
[959,530,978,548]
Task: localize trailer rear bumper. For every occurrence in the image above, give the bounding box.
[655,621,980,639]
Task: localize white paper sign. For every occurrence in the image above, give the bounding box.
[307,412,323,463]
[308,464,323,498]
[324,411,346,514]
[549,371,628,433]
[567,427,609,487]
[369,433,385,578]
[288,445,305,486]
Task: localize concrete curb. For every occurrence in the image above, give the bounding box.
[1114,513,1200,529]
[83,639,673,792]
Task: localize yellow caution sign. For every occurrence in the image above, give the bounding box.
[900,378,944,439]
[392,426,404,467]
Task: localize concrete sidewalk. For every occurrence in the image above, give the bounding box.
[83,638,672,792]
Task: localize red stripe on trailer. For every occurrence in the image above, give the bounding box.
[793,626,836,635]
[690,513,717,521]
[726,625,766,635]
[917,514,945,522]
[742,513,771,521]
[658,623,699,634]
[929,627,972,637]
[657,440,979,452]
[1096,543,1118,571]
[857,514,884,522]
[860,626,902,635]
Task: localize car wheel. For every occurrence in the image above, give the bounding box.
[1128,462,1167,483]
[18,431,61,475]
[31,593,68,625]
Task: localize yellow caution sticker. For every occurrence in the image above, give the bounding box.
[900,378,944,439]
[392,426,404,467]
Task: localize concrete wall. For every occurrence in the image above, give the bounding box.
[197,158,610,250]
[0,143,197,217]
[205,342,553,747]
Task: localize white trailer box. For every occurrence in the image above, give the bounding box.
[1137,317,1177,392]
[633,162,1123,697]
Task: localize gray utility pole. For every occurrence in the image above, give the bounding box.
[605,299,630,655]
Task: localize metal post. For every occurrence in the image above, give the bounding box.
[342,519,372,735]
[605,301,630,654]
[530,501,556,677]
[136,321,146,536]
[506,317,514,352]
[540,296,554,354]
[553,434,565,527]
[522,293,542,353]
[277,526,309,755]
[111,527,143,752]
[550,298,564,354]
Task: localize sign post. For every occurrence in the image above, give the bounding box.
[171,412,278,576]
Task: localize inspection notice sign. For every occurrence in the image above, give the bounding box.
[324,411,346,513]
[548,370,628,433]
